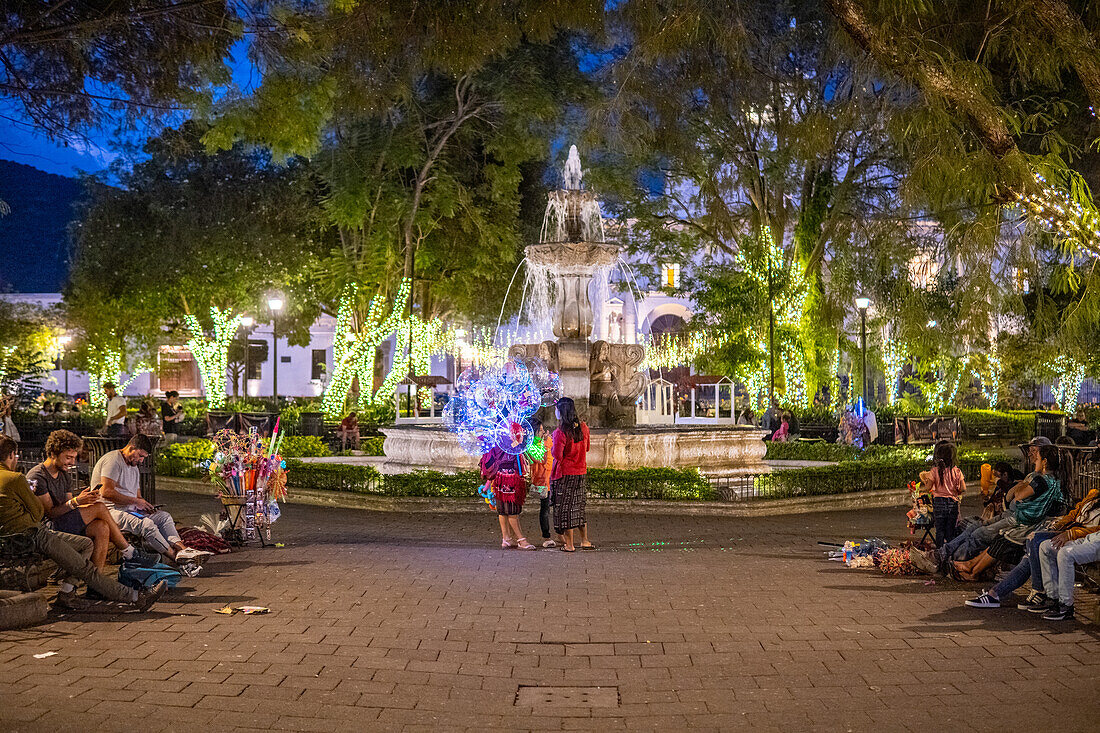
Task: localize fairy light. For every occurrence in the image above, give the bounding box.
[976,342,1002,409]
[184,307,242,409]
[828,345,841,410]
[322,279,411,418]
[1016,172,1100,253]
[1053,355,1085,414]
[882,336,906,406]
[0,346,14,388]
[87,342,150,406]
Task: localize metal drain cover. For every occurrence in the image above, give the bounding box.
[515,686,619,707]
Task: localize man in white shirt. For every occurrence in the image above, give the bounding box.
[103,382,128,438]
[91,434,205,570]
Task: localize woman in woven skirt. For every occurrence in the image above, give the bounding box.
[551,397,593,552]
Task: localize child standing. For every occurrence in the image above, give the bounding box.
[480,432,535,550]
[528,420,563,548]
[921,441,966,548]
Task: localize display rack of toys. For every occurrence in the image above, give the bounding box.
[203,421,288,547]
[905,479,934,547]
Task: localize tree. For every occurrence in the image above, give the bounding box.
[205,3,603,415]
[589,0,919,406]
[0,300,57,401]
[1,1,240,139]
[67,122,316,407]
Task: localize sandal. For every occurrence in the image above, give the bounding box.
[501,540,516,549]
[517,538,536,551]
[560,546,576,552]
[580,543,597,551]
[542,539,557,548]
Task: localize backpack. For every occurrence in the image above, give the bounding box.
[117,560,182,590]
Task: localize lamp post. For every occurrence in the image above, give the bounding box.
[855,297,870,404]
[267,297,284,404]
[58,334,72,396]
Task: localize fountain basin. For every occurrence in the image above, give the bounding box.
[380,425,769,477]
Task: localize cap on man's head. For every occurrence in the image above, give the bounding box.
[1028,435,1053,447]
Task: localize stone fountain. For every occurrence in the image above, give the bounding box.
[381,146,769,476]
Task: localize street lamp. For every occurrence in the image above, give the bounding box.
[57,334,73,396]
[240,316,254,328]
[855,297,870,404]
[267,296,284,403]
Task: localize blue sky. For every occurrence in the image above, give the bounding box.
[0,40,259,179]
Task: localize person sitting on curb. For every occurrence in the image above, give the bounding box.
[28,429,155,571]
[91,434,209,573]
[0,435,166,611]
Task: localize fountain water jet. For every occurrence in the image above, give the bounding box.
[381,145,769,475]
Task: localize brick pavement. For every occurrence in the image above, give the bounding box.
[1,491,1098,732]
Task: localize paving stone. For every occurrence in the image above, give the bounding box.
[1,490,1098,730]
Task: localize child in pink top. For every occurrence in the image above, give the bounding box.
[919,442,966,548]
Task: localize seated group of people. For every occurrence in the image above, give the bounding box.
[0,431,210,613]
[910,436,1100,622]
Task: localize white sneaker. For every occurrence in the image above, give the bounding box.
[178,562,202,578]
[542,540,557,548]
[176,548,213,562]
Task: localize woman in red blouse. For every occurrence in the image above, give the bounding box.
[550,397,594,552]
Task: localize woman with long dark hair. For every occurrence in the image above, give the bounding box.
[550,397,592,552]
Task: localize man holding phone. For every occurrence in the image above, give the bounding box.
[28,429,153,571]
[0,435,166,611]
[91,434,206,569]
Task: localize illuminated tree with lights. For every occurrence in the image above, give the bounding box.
[86,342,150,407]
[322,280,412,419]
[1052,355,1086,415]
[184,307,244,410]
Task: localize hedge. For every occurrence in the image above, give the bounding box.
[157,449,1010,502]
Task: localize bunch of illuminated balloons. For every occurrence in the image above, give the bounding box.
[443,357,563,457]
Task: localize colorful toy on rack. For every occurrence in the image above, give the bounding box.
[443,356,563,458]
[202,419,289,541]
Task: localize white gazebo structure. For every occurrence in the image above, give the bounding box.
[636,377,675,425]
[395,375,452,424]
[676,376,736,425]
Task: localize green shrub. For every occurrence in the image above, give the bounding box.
[765,442,860,462]
[588,467,716,500]
[283,460,383,493]
[360,435,386,456]
[278,435,331,458]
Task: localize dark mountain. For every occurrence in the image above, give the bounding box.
[0,159,87,292]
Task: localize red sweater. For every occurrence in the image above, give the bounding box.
[551,423,590,480]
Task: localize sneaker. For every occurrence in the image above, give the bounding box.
[175,548,213,562]
[1042,603,1075,621]
[178,562,202,578]
[1026,596,1058,614]
[1017,591,1048,611]
[134,580,168,612]
[910,549,938,574]
[965,590,1000,608]
[129,549,161,567]
[542,539,557,548]
[53,589,90,611]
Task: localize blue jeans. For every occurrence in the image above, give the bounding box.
[932,497,960,548]
[990,531,1057,600]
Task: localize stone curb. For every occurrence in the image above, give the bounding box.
[157,476,909,517]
